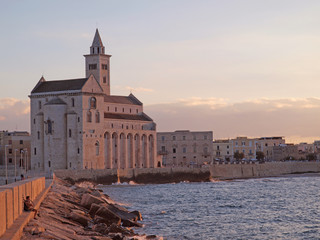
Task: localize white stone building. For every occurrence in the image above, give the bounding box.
[157,130,213,166]
[29,29,158,172]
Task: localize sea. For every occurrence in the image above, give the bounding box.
[99,174,320,240]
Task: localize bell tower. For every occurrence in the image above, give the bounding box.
[84,29,111,95]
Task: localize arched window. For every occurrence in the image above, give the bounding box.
[47,120,52,134]
[95,111,100,123]
[89,97,96,109]
[87,111,92,122]
[95,141,100,156]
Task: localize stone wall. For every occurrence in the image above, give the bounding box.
[55,161,320,184]
[0,177,45,237]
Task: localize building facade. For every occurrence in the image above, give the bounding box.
[0,131,31,169]
[157,130,213,166]
[29,29,158,172]
[212,139,232,161]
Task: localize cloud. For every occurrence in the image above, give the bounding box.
[145,97,320,144]
[0,98,30,131]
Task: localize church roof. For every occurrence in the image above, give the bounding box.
[45,97,67,105]
[104,94,143,106]
[92,29,104,47]
[104,112,153,121]
[31,78,88,93]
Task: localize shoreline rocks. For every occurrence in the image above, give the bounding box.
[21,178,161,240]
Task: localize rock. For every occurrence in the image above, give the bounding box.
[108,223,127,234]
[92,190,103,198]
[108,233,124,240]
[91,237,113,240]
[122,219,143,228]
[130,210,142,221]
[69,212,91,226]
[146,235,158,239]
[89,203,102,217]
[81,193,105,209]
[92,223,109,234]
[104,204,138,222]
[95,206,121,225]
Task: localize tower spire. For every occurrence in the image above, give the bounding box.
[90,29,105,54]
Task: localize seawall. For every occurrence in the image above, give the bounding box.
[55,161,320,184]
[0,177,46,238]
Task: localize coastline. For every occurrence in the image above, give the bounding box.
[21,178,162,240]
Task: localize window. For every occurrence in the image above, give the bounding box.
[9,149,12,154]
[242,150,245,154]
[89,97,96,109]
[9,158,12,163]
[115,107,117,112]
[161,136,165,141]
[8,140,12,144]
[173,136,176,141]
[69,162,72,168]
[102,64,108,70]
[193,135,196,140]
[103,76,106,83]
[20,140,23,144]
[204,147,208,154]
[122,108,124,112]
[217,146,220,150]
[34,148,37,155]
[265,143,268,147]
[89,64,97,70]
[242,141,245,146]
[227,151,229,154]
[33,119,36,124]
[130,109,132,113]
[87,111,92,122]
[95,111,100,123]
[69,129,72,138]
[111,123,113,128]
[235,142,238,146]
[37,131,40,140]
[173,148,176,153]
[249,141,252,147]
[78,117,80,123]
[183,147,186,153]
[95,141,100,156]
[71,98,75,107]
[136,109,138,113]
[47,120,52,134]
[39,101,42,110]
[48,161,51,168]
[77,148,80,154]
[227,145,229,149]
[161,146,165,151]
[183,136,186,140]
[193,145,197,153]
[204,135,207,140]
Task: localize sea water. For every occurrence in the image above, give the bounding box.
[100,174,320,240]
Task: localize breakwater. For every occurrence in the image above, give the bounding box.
[54,161,320,184]
[0,177,46,238]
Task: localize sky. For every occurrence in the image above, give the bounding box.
[1,0,320,143]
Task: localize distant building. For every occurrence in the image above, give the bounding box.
[213,136,285,161]
[29,29,158,173]
[0,131,31,169]
[272,144,299,161]
[157,130,213,166]
[212,139,232,161]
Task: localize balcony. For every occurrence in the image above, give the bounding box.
[158,150,168,155]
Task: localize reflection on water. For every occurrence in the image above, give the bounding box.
[100,174,320,240]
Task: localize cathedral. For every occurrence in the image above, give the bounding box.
[29,29,158,172]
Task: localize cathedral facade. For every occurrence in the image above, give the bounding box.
[29,29,158,172]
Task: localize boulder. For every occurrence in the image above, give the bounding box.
[130,210,142,221]
[69,212,91,226]
[107,223,127,234]
[104,204,138,222]
[92,190,103,198]
[122,219,143,228]
[95,206,121,226]
[92,223,108,234]
[89,203,102,217]
[81,193,105,209]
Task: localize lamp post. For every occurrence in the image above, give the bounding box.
[14,149,18,182]
[4,145,10,185]
[24,149,28,176]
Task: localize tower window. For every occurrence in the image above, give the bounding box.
[95,141,100,156]
[115,107,117,112]
[47,120,52,134]
[95,111,100,123]
[34,148,37,155]
[87,111,92,122]
[102,64,108,70]
[122,108,124,112]
[48,161,51,167]
[69,129,72,138]
[71,98,75,107]
[38,101,42,110]
[103,76,106,83]
[89,64,97,70]
[37,131,40,140]
[89,97,96,109]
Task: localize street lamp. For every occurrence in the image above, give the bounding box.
[14,149,18,182]
[4,145,10,185]
[24,149,28,176]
